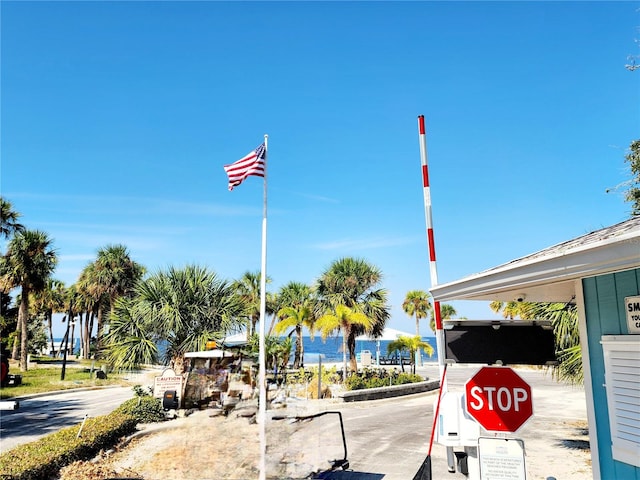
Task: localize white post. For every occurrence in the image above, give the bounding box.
[418,115,456,473]
[258,134,269,480]
[417,115,446,384]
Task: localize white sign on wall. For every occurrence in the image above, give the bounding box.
[625,296,640,334]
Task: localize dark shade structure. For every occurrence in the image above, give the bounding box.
[443,320,557,366]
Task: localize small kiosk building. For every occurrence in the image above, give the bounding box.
[430,217,640,480]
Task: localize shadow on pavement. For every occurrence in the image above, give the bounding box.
[313,471,385,479]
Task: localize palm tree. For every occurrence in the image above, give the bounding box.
[428,303,458,333]
[0,197,25,239]
[79,244,144,355]
[523,301,581,384]
[60,284,89,358]
[103,296,159,370]
[266,291,280,336]
[131,265,245,373]
[489,300,523,320]
[490,300,582,384]
[315,304,372,381]
[403,290,432,366]
[0,230,57,370]
[273,281,316,368]
[233,271,272,337]
[387,335,434,374]
[247,334,293,381]
[316,257,390,373]
[30,278,66,356]
[77,264,107,356]
[75,270,111,359]
[0,198,25,345]
[403,290,432,336]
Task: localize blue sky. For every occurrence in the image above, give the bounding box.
[2,1,638,338]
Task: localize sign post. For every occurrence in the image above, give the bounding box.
[465,366,533,433]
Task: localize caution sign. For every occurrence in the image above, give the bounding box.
[153,368,183,399]
[625,296,640,334]
[478,437,526,480]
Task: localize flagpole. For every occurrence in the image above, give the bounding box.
[258,134,268,480]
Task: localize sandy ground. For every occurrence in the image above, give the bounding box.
[102,408,262,479]
[86,364,592,480]
[91,403,591,480]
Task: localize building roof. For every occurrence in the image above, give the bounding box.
[430,216,640,303]
[355,327,416,341]
[184,349,234,358]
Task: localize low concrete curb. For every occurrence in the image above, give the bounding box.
[338,379,440,402]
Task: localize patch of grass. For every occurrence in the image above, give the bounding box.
[0,411,138,479]
[0,360,131,399]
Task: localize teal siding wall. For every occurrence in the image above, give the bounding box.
[583,268,640,480]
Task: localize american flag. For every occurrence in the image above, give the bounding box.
[223,143,266,191]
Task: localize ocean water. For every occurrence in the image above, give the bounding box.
[51,338,81,352]
[110,337,438,365]
[295,336,438,364]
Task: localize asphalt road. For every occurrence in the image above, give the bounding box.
[0,364,589,480]
[284,363,589,480]
[0,386,135,453]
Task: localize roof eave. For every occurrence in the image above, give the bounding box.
[430,238,640,303]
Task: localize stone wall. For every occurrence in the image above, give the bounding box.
[338,379,440,402]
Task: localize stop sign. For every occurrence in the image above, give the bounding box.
[464,366,533,432]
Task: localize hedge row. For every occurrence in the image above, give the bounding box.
[345,369,424,390]
[0,411,137,480]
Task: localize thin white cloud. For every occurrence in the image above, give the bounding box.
[298,193,340,204]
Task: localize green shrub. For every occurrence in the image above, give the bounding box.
[345,375,366,390]
[286,365,341,386]
[0,412,137,480]
[132,383,153,397]
[344,368,425,391]
[396,373,424,384]
[114,396,165,423]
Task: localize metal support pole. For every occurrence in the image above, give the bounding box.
[318,355,322,399]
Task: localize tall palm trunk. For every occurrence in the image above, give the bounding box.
[411,349,416,375]
[19,287,30,371]
[293,325,304,368]
[11,332,19,360]
[342,331,348,383]
[250,313,259,337]
[348,330,358,373]
[268,313,277,337]
[70,321,76,356]
[89,311,95,356]
[173,355,185,374]
[83,310,92,359]
[415,313,423,367]
[77,314,84,358]
[47,310,55,356]
[297,325,304,368]
[95,305,103,357]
